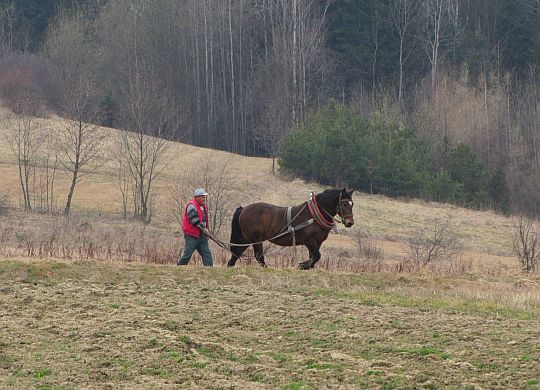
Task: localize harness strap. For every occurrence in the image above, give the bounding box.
[287,206,293,233]
[308,192,335,231]
[287,206,296,259]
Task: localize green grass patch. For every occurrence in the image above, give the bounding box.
[365,369,382,376]
[305,360,335,370]
[282,382,316,390]
[141,367,171,378]
[185,360,207,369]
[393,346,451,360]
[33,368,51,379]
[272,352,287,363]
[196,346,217,359]
[162,349,186,363]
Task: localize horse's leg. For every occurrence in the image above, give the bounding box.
[253,243,267,268]
[227,244,248,267]
[298,240,321,270]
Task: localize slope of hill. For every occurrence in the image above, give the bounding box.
[0,109,519,272]
[1,111,539,389]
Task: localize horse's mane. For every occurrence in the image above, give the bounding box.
[317,188,347,205]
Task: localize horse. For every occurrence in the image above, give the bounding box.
[227,188,355,269]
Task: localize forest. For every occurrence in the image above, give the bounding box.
[1,0,539,214]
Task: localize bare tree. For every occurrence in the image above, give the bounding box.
[389,0,417,103]
[118,74,177,223]
[0,1,15,56]
[2,104,47,211]
[406,216,461,268]
[418,0,456,93]
[512,215,540,273]
[255,59,293,175]
[57,74,106,214]
[170,153,237,236]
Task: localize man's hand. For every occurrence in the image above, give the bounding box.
[202,228,210,237]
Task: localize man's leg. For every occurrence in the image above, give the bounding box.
[196,237,214,267]
[177,235,198,265]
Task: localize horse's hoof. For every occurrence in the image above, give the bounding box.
[259,262,267,268]
[298,261,311,270]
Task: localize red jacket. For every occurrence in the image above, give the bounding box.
[182,199,209,238]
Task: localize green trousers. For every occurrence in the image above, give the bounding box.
[177,234,214,266]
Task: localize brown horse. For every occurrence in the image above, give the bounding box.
[227,188,355,269]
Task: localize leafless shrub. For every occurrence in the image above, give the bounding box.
[405,216,462,269]
[512,215,540,273]
[352,231,384,261]
[169,153,237,236]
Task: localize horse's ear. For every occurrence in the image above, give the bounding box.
[342,188,353,198]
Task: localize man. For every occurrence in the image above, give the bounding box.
[177,188,214,266]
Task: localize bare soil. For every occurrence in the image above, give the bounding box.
[1,260,539,389]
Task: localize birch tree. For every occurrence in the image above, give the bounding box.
[419,0,456,93]
[389,0,417,103]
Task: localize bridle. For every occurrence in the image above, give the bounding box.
[308,192,354,229]
[334,192,354,225]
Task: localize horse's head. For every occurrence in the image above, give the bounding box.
[337,188,354,227]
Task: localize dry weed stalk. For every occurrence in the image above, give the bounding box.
[353,231,384,261]
[0,215,180,264]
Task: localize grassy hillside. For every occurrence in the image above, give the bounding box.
[0,109,519,272]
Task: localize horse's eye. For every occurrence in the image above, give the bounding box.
[348,201,353,206]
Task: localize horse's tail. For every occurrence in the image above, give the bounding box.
[230,206,244,244]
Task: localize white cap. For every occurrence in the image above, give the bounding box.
[194,188,208,196]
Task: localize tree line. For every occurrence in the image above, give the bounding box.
[280,102,509,211]
[0,0,540,215]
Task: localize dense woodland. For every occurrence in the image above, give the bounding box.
[1,0,540,215]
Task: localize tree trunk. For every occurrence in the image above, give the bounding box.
[64,169,78,214]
